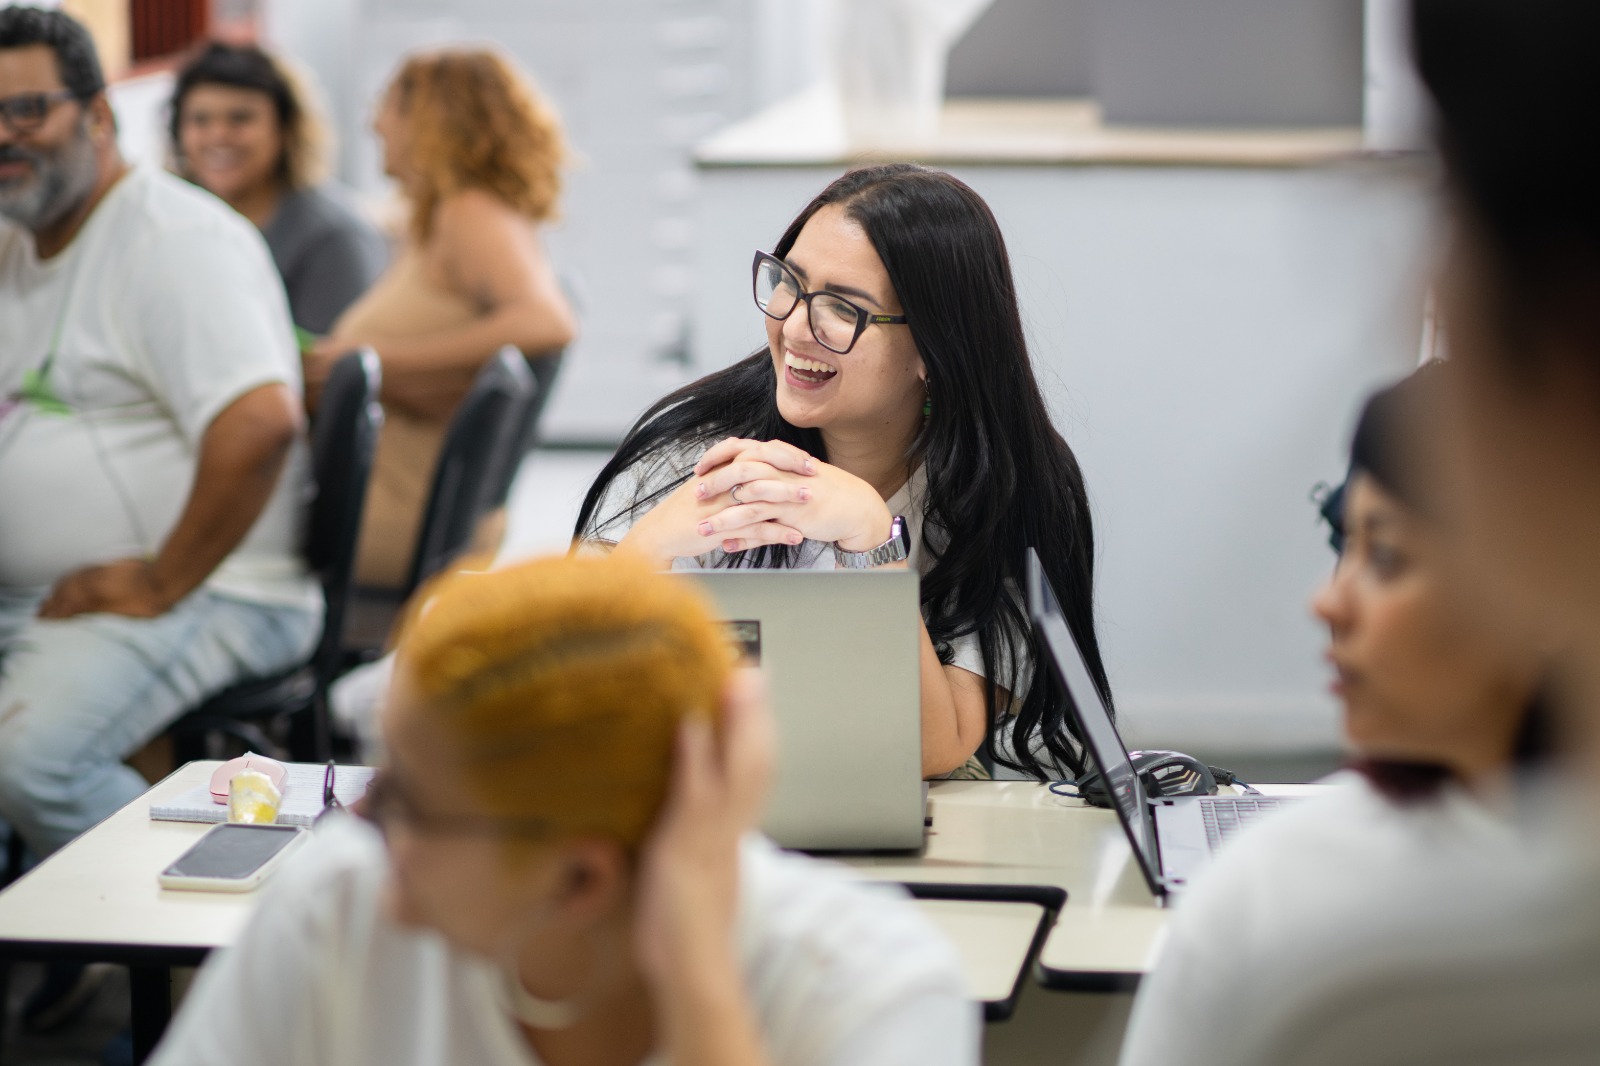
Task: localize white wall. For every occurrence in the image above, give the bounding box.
[259,0,363,180]
[692,161,1433,753]
[107,69,173,166]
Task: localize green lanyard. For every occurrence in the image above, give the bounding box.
[4,247,82,418]
[17,363,69,415]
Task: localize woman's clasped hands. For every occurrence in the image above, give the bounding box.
[623,438,895,566]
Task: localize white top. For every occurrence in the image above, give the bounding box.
[151,818,980,1066]
[0,166,317,609]
[588,452,1029,696]
[1118,772,1600,1065]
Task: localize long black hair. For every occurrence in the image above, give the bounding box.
[575,163,1113,779]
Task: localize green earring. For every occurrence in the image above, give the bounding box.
[922,379,932,418]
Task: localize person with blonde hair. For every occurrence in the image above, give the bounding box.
[170,41,387,334]
[151,555,977,1066]
[311,48,577,589]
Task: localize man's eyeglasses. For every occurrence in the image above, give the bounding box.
[0,91,83,135]
[752,251,908,355]
[356,771,552,841]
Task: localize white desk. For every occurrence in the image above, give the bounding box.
[0,768,255,955]
[843,780,1323,990]
[0,762,1322,1062]
[842,781,1157,989]
[0,764,255,1060]
[918,897,1053,1012]
[0,764,1052,1055]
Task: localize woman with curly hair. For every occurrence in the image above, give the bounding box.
[311,48,577,588]
[170,41,388,335]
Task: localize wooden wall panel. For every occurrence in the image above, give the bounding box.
[130,0,210,64]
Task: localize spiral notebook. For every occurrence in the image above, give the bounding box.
[150,763,377,828]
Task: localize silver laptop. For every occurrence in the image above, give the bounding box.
[682,569,926,853]
[1025,550,1291,900]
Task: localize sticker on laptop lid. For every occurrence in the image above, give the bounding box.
[723,620,761,666]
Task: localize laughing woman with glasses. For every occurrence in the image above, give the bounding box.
[577,163,1111,779]
[151,555,976,1066]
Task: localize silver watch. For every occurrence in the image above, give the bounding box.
[832,515,910,569]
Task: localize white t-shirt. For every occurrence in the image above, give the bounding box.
[587,448,1030,696]
[151,818,980,1066]
[1118,771,1600,1065]
[0,166,317,609]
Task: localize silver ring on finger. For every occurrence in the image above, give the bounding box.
[730,483,744,504]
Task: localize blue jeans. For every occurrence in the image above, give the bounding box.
[0,589,318,857]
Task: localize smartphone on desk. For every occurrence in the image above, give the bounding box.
[159,823,306,893]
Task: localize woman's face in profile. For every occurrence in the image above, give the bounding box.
[765,203,925,438]
[178,84,283,204]
[1313,475,1536,778]
[374,670,568,960]
[372,88,412,184]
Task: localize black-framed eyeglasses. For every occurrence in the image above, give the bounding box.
[0,91,82,135]
[752,251,908,355]
[356,771,552,840]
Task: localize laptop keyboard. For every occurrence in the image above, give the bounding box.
[1199,797,1289,852]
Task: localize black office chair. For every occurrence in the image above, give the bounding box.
[168,349,383,763]
[342,348,538,658]
[0,828,20,1049]
[405,347,538,590]
[1,827,21,889]
[492,265,577,505]
[490,346,564,510]
[488,261,577,509]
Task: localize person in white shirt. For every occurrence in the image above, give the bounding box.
[1123,1,1600,1058]
[577,163,1108,780]
[1118,366,1558,1066]
[0,7,319,866]
[152,553,979,1066]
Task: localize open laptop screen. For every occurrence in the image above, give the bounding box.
[1025,549,1165,895]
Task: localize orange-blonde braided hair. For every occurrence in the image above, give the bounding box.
[395,554,730,847]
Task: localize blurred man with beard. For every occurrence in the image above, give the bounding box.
[0,6,320,1028]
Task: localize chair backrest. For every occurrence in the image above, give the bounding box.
[490,346,565,509]
[488,270,580,504]
[404,348,537,594]
[486,271,578,508]
[306,349,383,684]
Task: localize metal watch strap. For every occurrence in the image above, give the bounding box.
[832,514,910,569]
